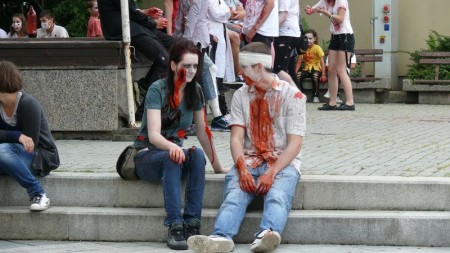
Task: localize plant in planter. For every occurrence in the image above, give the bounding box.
[406,30,450,82]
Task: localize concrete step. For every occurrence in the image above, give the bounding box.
[1,173,449,211]
[0,207,449,246]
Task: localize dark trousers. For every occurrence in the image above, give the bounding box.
[243,32,273,49]
[133,30,174,120]
[273,36,298,84]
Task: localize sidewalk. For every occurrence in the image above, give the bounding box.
[1,240,449,253]
[55,103,450,177]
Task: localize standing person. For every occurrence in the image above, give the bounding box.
[0,60,60,211]
[295,29,326,102]
[174,0,231,131]
[187,42,306,253]
[8,13,29,38]
[163,0,179,36]
[306,0,355,110]
[241,0,278,48]
[134,38,227,250]
[273,0,301,86]
[98,0,173,121]
[36,10,69,38]
[87,0,103,37]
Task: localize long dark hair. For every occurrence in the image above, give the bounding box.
[167,38,203,110]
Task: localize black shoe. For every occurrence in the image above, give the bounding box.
[167,222,188,250]
[318,103,337,111]
[184,218,201,239]
[335,103,355,111]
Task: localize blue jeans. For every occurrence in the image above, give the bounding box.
[135,147,206,226]
[212,163,300,239]
[201,53,218,101]
[0,143,45,200]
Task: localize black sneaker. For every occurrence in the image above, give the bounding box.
[335,103,355,111]
[184,218,201,239]
[167,222,188,250]
[318,103,337,111]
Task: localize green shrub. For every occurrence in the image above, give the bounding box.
[406,31,450,81]
[53,0,89,37]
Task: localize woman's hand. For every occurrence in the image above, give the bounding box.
[169,145,185,164]
[19,134,34,153]
[305,5,314,15]
[320,75,327,83]
[245,27,257,44]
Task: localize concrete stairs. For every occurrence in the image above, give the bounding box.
[1,173,449,246]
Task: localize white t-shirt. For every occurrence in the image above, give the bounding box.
[242,0,279,37]
[37,25,69,38]
[279,0,300,37]
[313,0,353,34]
[0,29,7,38]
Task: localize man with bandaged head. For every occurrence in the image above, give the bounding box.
[188,42,306,253]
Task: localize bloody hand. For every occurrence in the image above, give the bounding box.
[236,156,256,193]
[320,76,327,83]
[255,172,274,195]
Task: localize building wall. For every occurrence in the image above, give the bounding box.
[145,0,450,77]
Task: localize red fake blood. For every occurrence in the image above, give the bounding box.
[293,91,304,99]
[249,93,278,168]
[236,155,247,171]
[242,74,257,87]
[203,108,215,164]
[177,129,186,139]
[170,67,186,108]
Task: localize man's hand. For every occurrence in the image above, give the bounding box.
[143,7,163,19]
[256,171,275,195]
[19,134,34,153]
[238,169,256,193]
[236,156,256,193]
[155,17,168,29]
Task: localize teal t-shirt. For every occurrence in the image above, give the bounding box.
[134,78,203,149]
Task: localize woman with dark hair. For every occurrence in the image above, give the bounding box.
[8,13,28,38]
[306,0,356,110]
[0,60,59,211]
[134,38,227,250]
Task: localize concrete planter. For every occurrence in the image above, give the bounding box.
[403,79,450,105]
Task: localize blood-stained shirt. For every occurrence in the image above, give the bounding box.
[229,75,306,174]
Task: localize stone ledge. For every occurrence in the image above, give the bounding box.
[403,79,450,104]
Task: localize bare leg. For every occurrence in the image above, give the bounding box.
[327,50,339,106]
[336,51,354,105]
[227,29,241,75]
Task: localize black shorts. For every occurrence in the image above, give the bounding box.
[328,33,355,52]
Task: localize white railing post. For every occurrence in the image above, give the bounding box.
[120,0,136,127]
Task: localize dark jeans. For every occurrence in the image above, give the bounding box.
[133,30,174,120]
[273,36,298,84]
[135,147,206,227]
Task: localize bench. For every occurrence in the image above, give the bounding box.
[351,49,383,82]
[414,52,450,84]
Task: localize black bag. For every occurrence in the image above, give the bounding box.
[31,146,60,176]
[116,145,140,180]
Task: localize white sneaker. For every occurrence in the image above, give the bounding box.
[223,114,231,122]
[187,235,234,253]
[336,94,343,103]
[250,229,281,252]
[30,194,50,211]
[324,90,330,98]
[313,96,320,103]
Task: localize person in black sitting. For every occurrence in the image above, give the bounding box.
[98,0,174,121]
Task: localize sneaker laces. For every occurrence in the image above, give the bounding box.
[31,195,42,204]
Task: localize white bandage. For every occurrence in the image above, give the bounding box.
[239,52,272,69]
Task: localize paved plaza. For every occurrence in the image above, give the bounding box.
[55,103,450,177]
[0,240,449,253]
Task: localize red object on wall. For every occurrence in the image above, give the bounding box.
[383,15,390,23]
[27,5,37,37]
[383,5,390,13]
